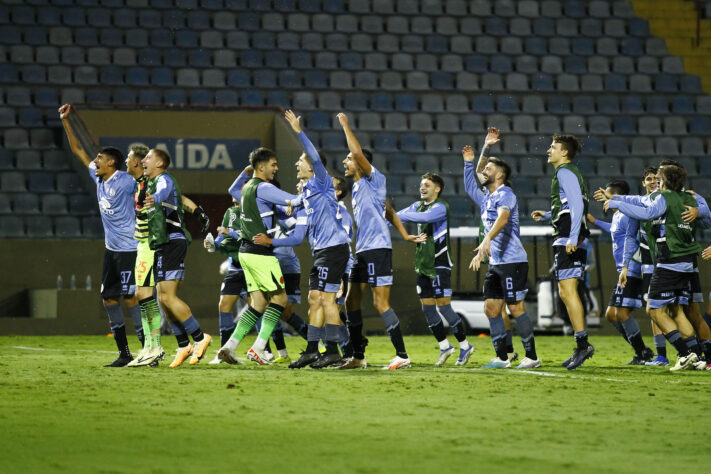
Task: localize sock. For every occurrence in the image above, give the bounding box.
[306,324,321,353]
[278,349,289,357]
[338,324,353,357]
[684,336,702,357]
[459,339,471,350]
[287,313,308,340]
[665,330,689,356]
[654,334,667,358]
[438,304,467,343]
[105,304,130,357]
[346,309,365,358]
[225,306,261,351]
[182,315,204,342]
[271,322,286,351]
[703,313,711,329]
[621,317,646,355]
[324,324,341,355]
[139,302,152,350]
[701,340,711,362]
[489,315,508,361]
[515,313,537,360]
[219,311,236,347]
[611,321,629,344]
[127,303,144,347]
[574,330,589,351]
[381,308,407,358]
[256,303,284,346]
[139,297,162,349]
[505,329,514,354]
[423,304,446,342]
[169,320,190,348]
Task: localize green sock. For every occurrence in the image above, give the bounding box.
[257,304,283,341]
[140,297,162,349]
[231,307,260,343]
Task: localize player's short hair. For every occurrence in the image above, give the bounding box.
[642,166,658,179]
[100,146,124,170]
[660,165,686,192]
[249,147,276,168]
[606,179,630,196]
[150,148,171,169]
[129,144,149,159]
[421,172,445,197]
[361,148,373,164]
[659,158,682,169]
[333,175,349,201]
[552,133,582,160]
[487,157,512,187]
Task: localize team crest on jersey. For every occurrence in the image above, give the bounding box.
[109,188,116,197]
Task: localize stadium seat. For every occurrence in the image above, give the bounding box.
[680,137,705,156]
[42,194,68,215]
[26,216,54,238]
[0,216,24,238]
[656,137,679,156]
[55,216,82,238]
[13,193,40,214]
[215,90,238,105]
[28,172,55,193]
[605,137,629,155]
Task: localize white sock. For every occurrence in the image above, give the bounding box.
[224,337,239,352]
[252,337,267,351]
[278,349,288,357]
[438,339,450,350]
[459,340,471,350]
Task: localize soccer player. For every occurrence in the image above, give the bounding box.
[142,149,212,367]
[203,199,246,364]
[336,112,425,370]
[59,105,141,367]
[464,130,540,369]
[334,175,355,358]
[604,164,704,371]
[217,147,298,365]
[587,180,653,365]
[395,172,474,366]
[531,133,593,370]
[254,110,352,369]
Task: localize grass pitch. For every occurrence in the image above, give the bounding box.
[0,334,709,473]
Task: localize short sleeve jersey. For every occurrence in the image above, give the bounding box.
[89,162,137,252]
[351,165,391,253]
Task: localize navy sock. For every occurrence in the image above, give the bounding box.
[346,309,365,358]
[505,329,514,353]
[271,323,286,351]
[182,315,204,342]
[701,340,711,362]
[127,304,144,346]
[621,318,646,355]
[515,313,537,360]
[665,330,688,355]
[105,304,130,357]
[169,320,190,348]
[489,316,508,361]
[438,304,467,342]
[219,311,235,347]
[324,324,341,355]
[653,334,667,358]
[306,325,320,354]
[611,321,628,344]
[574,330,589,351]
[684,336,702,357]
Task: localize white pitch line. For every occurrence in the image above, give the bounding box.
[10,345,119,355]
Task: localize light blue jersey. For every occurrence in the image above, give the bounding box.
[593,212,642,277]
[464,162,527,265]
[397,200,452,269]
[296,132,350,251]
[89,162,137,252]
[273,207,306,274]
[352,165,391,253]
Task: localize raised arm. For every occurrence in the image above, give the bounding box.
[337,112,372,177]
[58,104,93,167]
[462,154,484,207]
[397,202,447,224]
[285,110,330,183]
[588,215,611,233]
[228,166,252,201]
[476,127,501,179]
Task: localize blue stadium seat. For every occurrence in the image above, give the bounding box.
[343,93,368,111]
[371,93,393,112]
[175,30,198,48]
[497,95,519,113]
[227,69,250,88]
[114,88,138,104]
[465,54,488,73]
[164,11,186,29]
[54,216,82,238]
[188,49,211,67]
[547,95,570,114]
[26,216,54,238]
[99,28,123,47]
[680,137,704,156]
[37,7,62,26]
[305,70,328,89]
[0,108,16,127]
[689,117,711,135]
[279,70,301,89]
[471,95,495,114]
[18,108,43,128]
[13,193,40,214]
[490,56,512,74]
[42,194,68,215]
[654,74,677,92]
[680,75,702,93]
[629,19,650,36]
[621,96,644,114]
[215,90,239,105]
[190,89,213,105]
[28,172,55,193]
[0,216,24,238]
[519,157,545,176]
[126,67,149,86]
[582,136,604,155]
[240,90,264,106]
[671,96,694,114]
[266,91,290,108]
[400,133,424,152]
[3,129,30,149]
[605,137,628,155]
[531,74,554,91]
[621,38,644,56]
[1,171,26,191]
[99,66,123,85]
[395,93,418,112]
[0,151,13,170]
[150,29,173,48]
[164,89,187,105]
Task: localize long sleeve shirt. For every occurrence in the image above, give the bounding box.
[554,167,584,247]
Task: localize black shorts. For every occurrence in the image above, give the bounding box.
[310,244,350,293]
[220,269,247,296]
[553,245,587,281]
[416,268,452,299]
[154,239,187,283]
[647,267,692,309]
[689,269,703,303]
[284,273,302,304]
[642,271,653,302]
[101,249,136,299]
[483,262,529,303]
[349,248,393,287]
[608,275,643,309]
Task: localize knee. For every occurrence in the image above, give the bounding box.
[272,291,288,307]
[508,302,526,318]
[307,291,321,308]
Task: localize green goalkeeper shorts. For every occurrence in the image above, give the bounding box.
[238,252,285,294]
[135,240,155,288]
